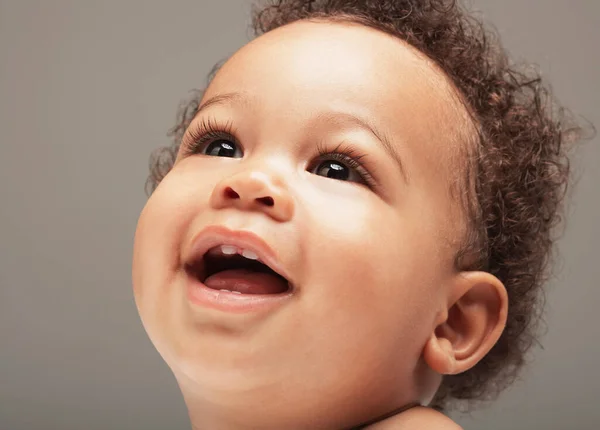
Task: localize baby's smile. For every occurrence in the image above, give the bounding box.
[183,225,295,313]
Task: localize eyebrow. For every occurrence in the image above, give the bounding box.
[195,92,408,182]
[313,111,408,182]
[196,92,250,117]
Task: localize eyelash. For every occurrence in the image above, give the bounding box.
[181,117,238,156]
[180,118,379,190]
[314,140,378,189]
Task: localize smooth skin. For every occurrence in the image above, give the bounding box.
[132,19,508,430]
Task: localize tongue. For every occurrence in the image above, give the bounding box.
[204,269,288,295]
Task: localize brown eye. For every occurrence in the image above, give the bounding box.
[204,140,242,158]
[316,160,348,180]
[311,158,364,184]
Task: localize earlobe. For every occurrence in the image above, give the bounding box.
[423,271,508,375]
[423,333,457,375]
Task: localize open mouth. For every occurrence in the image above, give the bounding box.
[186,245,292,295]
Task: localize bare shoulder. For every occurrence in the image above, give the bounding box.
[365,406,462,430]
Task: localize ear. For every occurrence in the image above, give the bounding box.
[423,271,508,375]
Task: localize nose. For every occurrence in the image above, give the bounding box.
[209,169,295,222]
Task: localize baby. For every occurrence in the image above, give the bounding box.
[132,1,581,428]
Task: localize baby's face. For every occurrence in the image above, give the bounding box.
[133,20,470,428]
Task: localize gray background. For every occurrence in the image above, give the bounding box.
[0,1,598,429]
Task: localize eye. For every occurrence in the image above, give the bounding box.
[311,157,364,183]
[308,142,378,189]
[203,139,243,158]
[180,117,243,159]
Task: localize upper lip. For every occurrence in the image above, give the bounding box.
[185,225,293,287]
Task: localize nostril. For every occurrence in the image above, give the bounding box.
[222,186,274,207]
[256,196,274,207]
[225,187,239,199]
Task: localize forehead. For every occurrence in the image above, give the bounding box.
[208,20,459,115]
[203,20,471,193]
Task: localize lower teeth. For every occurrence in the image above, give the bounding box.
[219,289,242,295]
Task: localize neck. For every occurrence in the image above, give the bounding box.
[185,399,421,430]
[177,372,429,430]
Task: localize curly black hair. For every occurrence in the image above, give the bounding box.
[145,0,585,412]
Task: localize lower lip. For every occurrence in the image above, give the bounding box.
[186,274,294,314]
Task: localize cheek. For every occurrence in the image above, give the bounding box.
[278,191,442,404]
[132,169,205,321]
[298,189,438,340]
